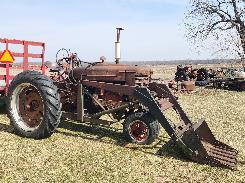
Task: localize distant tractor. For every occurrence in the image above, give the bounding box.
[174,65,209,86]
[0,29,238,168]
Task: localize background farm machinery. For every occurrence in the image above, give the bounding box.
[173,64,245,91]
[168,65,209,92]
[209,67,245,91]
[0,29,238,168]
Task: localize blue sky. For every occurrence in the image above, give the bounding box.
[1,0,217,62]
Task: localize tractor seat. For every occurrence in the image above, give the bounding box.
[50,67,63,72]
[45,61,63,72]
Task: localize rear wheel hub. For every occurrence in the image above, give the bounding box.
[12,84,44,131]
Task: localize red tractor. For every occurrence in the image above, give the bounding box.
[0,29,238,168]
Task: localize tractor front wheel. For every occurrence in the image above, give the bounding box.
[123,113,160,145]
[7,71,62,139]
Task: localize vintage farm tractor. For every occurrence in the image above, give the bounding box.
[0,29,238,168]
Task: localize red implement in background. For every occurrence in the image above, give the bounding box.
[0,38,45,95]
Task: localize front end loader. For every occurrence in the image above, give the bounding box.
[4,28,238,169]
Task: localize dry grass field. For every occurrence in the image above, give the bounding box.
[0,64,244,183]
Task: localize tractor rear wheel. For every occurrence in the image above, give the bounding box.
[7,71,62,139]
[123,112,160,145]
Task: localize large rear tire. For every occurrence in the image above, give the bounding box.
[7,71,62,139]
[123,113,160,145]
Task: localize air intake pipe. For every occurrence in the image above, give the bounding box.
[115,28,124,64]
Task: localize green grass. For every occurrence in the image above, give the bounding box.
[0,88,244,183]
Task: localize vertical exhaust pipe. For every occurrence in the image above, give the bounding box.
[115,28,124,64]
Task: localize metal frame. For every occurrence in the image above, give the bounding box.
[0,38,45,95]
[210,77,245,91]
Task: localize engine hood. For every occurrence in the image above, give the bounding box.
[72,63,152,85]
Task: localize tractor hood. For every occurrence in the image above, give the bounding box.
[72,63,152,85]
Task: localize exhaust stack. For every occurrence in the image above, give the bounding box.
[115,28,124,64]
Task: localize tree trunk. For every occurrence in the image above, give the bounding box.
[239,30,245,65]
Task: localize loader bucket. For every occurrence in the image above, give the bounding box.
[179,119,238,169]
[135,83,238,168]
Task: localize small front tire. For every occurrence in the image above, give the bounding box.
[123,113,160,145]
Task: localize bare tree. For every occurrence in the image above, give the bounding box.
[185,0,245,63]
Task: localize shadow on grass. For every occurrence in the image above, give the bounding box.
[58,119,127,146]
[57,119,193,164]
[0,107,15,134]
[0,123,14,133]
[204,84,244,92]
[0,108,14,134]
[0,107,7,114]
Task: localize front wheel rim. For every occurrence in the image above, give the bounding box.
[129,120,149,142]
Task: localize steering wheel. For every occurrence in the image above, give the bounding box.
[56,48,69,67]
[56,48,102,71]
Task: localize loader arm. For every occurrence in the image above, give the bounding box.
[81,80,238,168]
[133,87,177,139]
